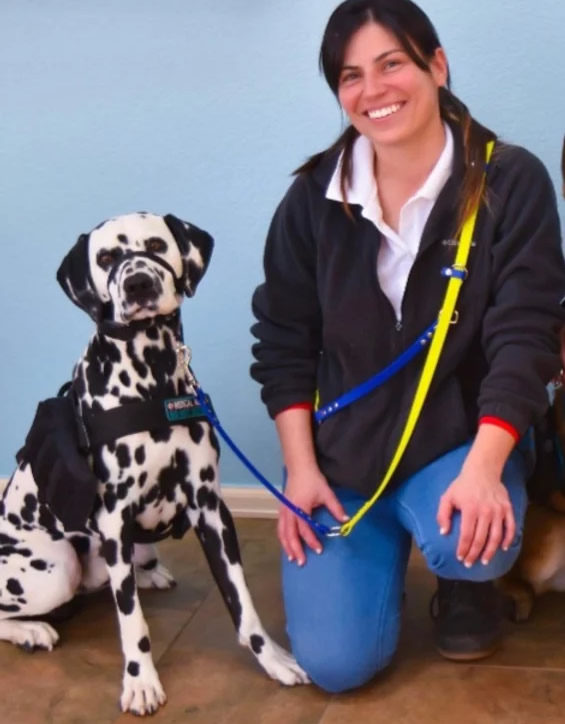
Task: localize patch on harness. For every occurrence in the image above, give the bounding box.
[164,394,212,422]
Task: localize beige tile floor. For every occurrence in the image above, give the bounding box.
[1,518,565,724]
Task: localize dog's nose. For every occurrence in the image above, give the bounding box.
[124,272,158,304]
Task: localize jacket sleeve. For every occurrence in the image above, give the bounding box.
[250,174,323,418]
[477,147,565,435]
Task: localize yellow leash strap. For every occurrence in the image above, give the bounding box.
[337,140,495,537]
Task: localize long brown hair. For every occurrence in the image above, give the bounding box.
[296,0,496,229]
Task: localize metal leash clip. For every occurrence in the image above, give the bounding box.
[175,343,197,387]
[325,525,344,538]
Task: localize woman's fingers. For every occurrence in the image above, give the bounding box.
[278,506,321,566]
[462,513,491,566]
[479,514,503,565]
[501,503,516,551]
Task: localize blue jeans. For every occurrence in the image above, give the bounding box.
[281,442,529,693]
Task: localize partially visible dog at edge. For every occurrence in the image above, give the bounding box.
[499,136,565,622]
[0,212,308,716]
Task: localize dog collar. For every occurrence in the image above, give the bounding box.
[97,310,181,341]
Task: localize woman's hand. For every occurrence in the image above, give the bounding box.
[436,423,517,567]
[436,468,515,567]
[278,467,348,566]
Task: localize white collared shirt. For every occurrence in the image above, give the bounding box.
[326,124,454,321]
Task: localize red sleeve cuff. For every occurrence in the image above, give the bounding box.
[278,402,313,414]
[479,416,520,442]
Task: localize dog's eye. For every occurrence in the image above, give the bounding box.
[145,237,167,254]
[97,247,123,270]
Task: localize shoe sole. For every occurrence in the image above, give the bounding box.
[436,644,499,662]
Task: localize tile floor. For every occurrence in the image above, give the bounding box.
[1,518,565,724]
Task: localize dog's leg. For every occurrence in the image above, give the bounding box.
[0,525,81,650]
[133,544,176,590]
[97,508,166,716]
[191,499,309,685]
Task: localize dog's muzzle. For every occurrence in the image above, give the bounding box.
[107,251,184,297]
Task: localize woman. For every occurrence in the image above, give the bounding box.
[251,0,565,692]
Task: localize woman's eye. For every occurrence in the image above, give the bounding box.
[383,59,401,71]
[340,71,360,85]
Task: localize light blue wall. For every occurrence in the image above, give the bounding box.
[1,1,564,482]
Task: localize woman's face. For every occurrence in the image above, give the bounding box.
[337,22,448,151]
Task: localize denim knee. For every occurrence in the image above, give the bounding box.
[291,637,394,694]
[420,526,523,581]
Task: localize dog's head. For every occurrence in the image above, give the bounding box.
[57,212,213,325]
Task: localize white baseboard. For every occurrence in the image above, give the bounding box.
[0,477,277,519]
[221,485,278,519]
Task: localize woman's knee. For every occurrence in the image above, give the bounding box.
[292,637,395,693]
[420,526,523,581]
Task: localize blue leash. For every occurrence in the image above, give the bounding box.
[193,385,333,537]
[314,321,437,423]
[183,320,436,537]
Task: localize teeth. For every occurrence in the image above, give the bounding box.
[368,103,402,120]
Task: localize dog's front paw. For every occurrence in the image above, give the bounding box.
[120,666,167,716]
[135,562,176,590]
[246,636,310,686]
[0,620,60,651]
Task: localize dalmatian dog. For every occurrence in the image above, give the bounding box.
[0,212,308,715]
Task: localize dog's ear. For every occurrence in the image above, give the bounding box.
[164,214,214,297]
[56,233,103,323]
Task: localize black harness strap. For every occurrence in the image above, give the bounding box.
[81,394,213,449]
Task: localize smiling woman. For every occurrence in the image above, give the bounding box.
[250,0,565,694]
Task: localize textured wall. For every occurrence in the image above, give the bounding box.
[1,0,564,481]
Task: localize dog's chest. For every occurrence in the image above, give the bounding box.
[97,424,218,533]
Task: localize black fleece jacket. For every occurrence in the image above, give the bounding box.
[250,130,565,497]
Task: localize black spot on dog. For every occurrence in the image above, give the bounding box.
[120,509,135,564]
[219,501,242,566]
[70,536,91,556]
[134,446,145,465]
[127,661,140,677]
[146,325,159,341]
[30,559,48,571]
[0,604,20,612]
[188,422,205,444]
[199,466,215,483]
[0,533,18,546]
[20,494,37,524]
[250,634,265,654]
[116,483,129,500]
[111,386,120,397]
[0,546,31,558]
[118,234,129,244]
[6,514,20,528]
[158,450,189,502]
[138,636,151,653]
[140,558,157,571]
[126,341,148,379]
[119,370,131,386]
[196,487,218,511]
[116,570,136,615]
[195,513,242,629]
[138,472,147,488]
[150,428,172,443]
[101,539,118,566]
[116,444,131,469]
[7,579,24,596]
[104,488,118,513]
[84,337,122,397]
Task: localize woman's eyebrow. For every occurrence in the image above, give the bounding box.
[341,48,404,70]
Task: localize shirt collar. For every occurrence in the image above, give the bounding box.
[325,123,454,207]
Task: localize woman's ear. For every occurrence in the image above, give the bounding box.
[430,47,449,89]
